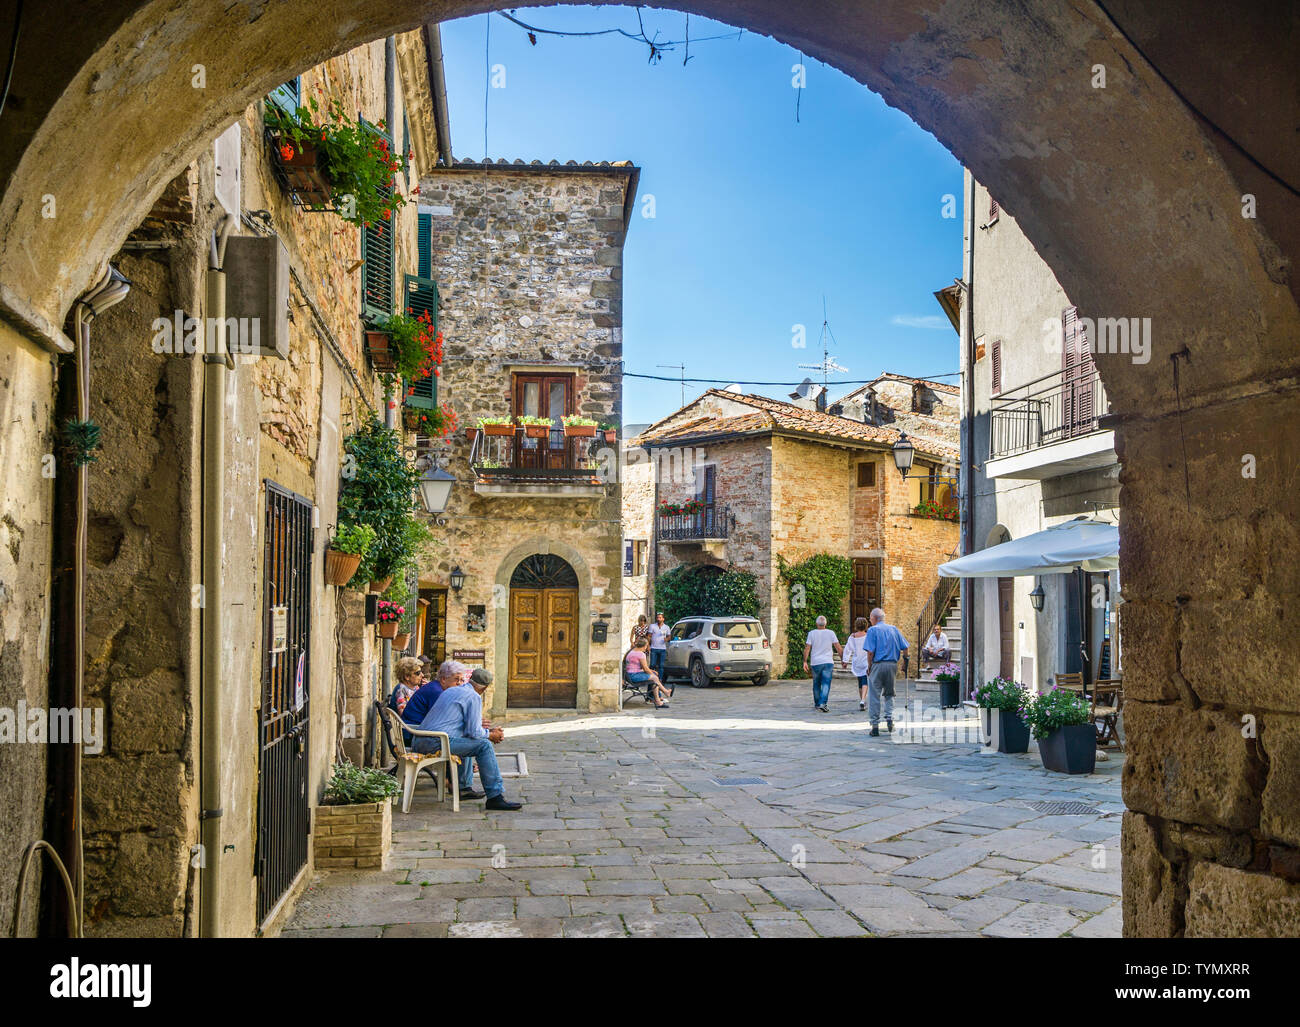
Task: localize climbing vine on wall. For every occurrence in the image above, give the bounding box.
[777,553,854,678]
[653,564,759,629]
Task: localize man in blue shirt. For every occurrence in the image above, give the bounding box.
[413,668,522,811]
[864,607,908,736]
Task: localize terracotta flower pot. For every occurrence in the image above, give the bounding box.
[377,621,399,639]
[564,423,597,438]
[270,135,333,205]
[464,426,480,443]
[481,422,515,437]
[364,331,398,373]
[324,548,362,587]
[602,429,617,443]
[369,576,393,594]
[522,424,550,439]
[393,632,411,651]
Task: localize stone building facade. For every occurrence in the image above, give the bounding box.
[633,388,959,672]
[414,161,638,716]
[0,31,441,937]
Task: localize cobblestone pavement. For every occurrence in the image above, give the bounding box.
[282,677,1124,938]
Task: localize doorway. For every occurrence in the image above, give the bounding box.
[997,577,1015,680]
[850,557,882,627]
[419,587,447,667]
[507,554,579,708]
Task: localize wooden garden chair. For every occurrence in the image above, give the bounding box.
[1090,678,1125,751]
[1053,671,1085,692]
[381,707,460,814]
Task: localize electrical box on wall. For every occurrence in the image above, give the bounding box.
[224,234,290,359]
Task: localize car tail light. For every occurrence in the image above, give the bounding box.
[762,638,770,648]
[707,639,720,650]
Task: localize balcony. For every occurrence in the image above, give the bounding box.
[657,504,732,545]
[469,425,611,497]
[986,363,1116,480]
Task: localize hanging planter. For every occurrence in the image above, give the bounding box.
[376,599,404,639]
[325,550,362,587]
[364,330,399,373]
[369,575,393,594]
[464,426,480,445]
[478,418,515,438]
[562,415,599,438]
[393,632,411,651]
[267,135,333,207]
[518,416,552,439]
[377,621,399,639]
[324,523,375,588]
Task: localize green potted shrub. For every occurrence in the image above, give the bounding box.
[561,414,598,438]
[971,676,1031,753]
[934,662,962,710]
[517,414,553,439]
[338,415,422,586]
[1024,685,1095,774]
[324,521,376,587]
[264,96,409,226]
[313,761,401,870]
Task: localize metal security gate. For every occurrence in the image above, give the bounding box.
[256,481,313,925]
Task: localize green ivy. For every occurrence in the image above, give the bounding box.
[653,564,759,627]
[777,553,854,678]
[338,414,424,582]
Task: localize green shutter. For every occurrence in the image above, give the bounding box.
[360,118,395,325]
[403,273,439,409]
[417,212,432,279]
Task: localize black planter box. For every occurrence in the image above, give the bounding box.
[1038,723,1097,774]
[938,679,960,709]
[982,708,1030,753]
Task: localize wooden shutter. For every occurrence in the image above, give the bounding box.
[403,273,439,409]
[1062,306,1095,438]
[991,337,1002,395]
[417,211,432,279]
[989,196,1000,223]
[856,462,876,488]
[360,119,395,325]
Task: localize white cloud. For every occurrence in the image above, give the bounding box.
[890,314,949,330]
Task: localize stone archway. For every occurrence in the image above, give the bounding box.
[1,0,1297,936]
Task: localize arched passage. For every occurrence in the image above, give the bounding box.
[1,1,1297,937]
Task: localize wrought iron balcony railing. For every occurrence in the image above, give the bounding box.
[656,504,732,542]
[989,362,1108,461]
[469,425,609,486]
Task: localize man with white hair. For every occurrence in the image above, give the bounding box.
[802,614,843,713]
[401,659,483,797]
[863,607,909,736]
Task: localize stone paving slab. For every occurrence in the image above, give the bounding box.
[282,679,1124,938]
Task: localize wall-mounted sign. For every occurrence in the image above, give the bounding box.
[891,566,904,581]
[270,605,288,653]
[453,649,486,667]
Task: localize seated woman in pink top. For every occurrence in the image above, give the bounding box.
[625,637,670,709]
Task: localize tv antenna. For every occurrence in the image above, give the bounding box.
[798,297,848,393]
[658,363,686,407]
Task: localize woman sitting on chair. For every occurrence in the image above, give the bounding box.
[626,636,670,709]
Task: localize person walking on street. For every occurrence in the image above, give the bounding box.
[647,611,671,685]
[803,615,843,712]
[841,617,871,711]
[864,607,908,736]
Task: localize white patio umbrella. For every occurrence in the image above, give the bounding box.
[938,518,1118,578]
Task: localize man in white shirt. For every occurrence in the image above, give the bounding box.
[923,625,950,662]
[802,615,843,713]
[647,612,672,681]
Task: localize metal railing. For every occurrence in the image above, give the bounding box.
[916,550,961,673]
[657,504,731,542]
[989,362,1108,461]
[909,475,960,521]
[468,425,608,484]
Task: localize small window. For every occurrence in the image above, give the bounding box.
[991,337,1002,395]
[634,540,647,577]
[267,77,301,114]
[623,539,647,577]
[988,196,1000,224]
[856,462,876,488]
[712,620,762,639]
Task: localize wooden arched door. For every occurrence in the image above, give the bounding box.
[508,555,579,708]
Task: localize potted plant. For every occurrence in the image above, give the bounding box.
[464,425,480,445]
[478,416,515,438]
[367,311,441,380]
[517,414,553,439]
[971,676,1031,753]
[393,602,417,652]
[934,662,963,710]
[402,402,457,438]
[562,414,599,438]
[264,96,409,226]
[1024,685,1096,774]
[338,415,423,588]
[324,522,376,587]
[599,420,618,444]
[376,598,404,638]
[313,761,400,870]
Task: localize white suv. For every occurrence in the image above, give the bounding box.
[663,616,773,688]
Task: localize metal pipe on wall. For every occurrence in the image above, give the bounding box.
[960,171,976,693]
[199,214,234,936]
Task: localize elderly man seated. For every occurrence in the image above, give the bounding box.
[412,667,522,811]
[922,624,950,662]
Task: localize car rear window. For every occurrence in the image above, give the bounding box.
[712,621,762,639]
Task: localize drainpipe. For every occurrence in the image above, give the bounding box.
[960,171,976,689]
[40,264,129,937]
[424,23,454,167]
[199,214,235,936]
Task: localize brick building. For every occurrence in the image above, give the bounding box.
[413,159,639,715]
[630,387,959,672]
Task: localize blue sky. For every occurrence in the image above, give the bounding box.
[438,6,964,425]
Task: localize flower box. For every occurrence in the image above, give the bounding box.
[481,421,515,437]
[564,423,597,438]
[602,429,618,443]
[464,426,480,444]
[364,330,398,373]
[523,423,551,439]
[312,799,391,871]
[1038,723,1096,774]
[269,135,333,207]
[324,548,362,588]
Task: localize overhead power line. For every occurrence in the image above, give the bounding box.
[623,371,960,387]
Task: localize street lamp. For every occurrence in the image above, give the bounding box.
[449,566,465,593]
[417,464,455,519]
[1029,580,1045,612]
[891,432,916,478]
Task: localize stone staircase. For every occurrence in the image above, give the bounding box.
[915,590,962,683]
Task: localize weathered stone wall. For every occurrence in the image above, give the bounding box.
[420,164,632,714]
[621,441,656,631]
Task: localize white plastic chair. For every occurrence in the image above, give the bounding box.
[381,707,460,813]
